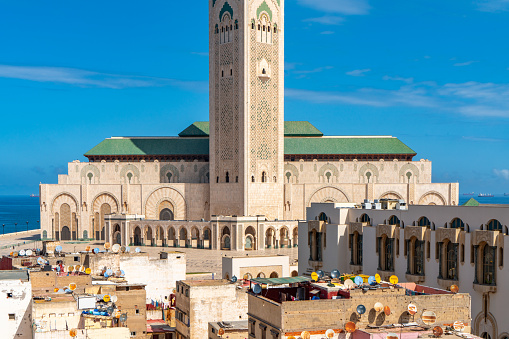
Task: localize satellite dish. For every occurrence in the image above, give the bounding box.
[105,269,114,276]
[103,295,111,302]
[316,270,325,279]
[119,313,127,322]
[53,287,59,293]
[345,321,356,333]
[26,249,33,256]
[68,266,74,272]
[231,276,238,283]
[384,306,391,316]
[85,246,90,252]
[19,250,26,256]
[453,321,465,331]
[69,328,77,337]
[288,337,296,339]
[387,333,399,339]
[433,326,444,337]
[57,288,65,294]
[325,329,335,338]
[375,273,381,284]
[37,257,45,265]
[80,266,85,273]
[389,275,399,285]
[56,265,61,272]
[450,285,459,293]
[357,305,366,315]
[75,265,81,272]
[344,279,355,289]
[331,269,340,279]
[120,246,126,253]
[301,331,311,339]
[354,276,363,286]
[374,302,384,312]
[135,247,141,253]
[111,295,118,302]
[64,288,73,294]
[125,246,130,253]
[55,245,62,252]
[368,276,377,286]
[408,303,417,315]
[85,268,91,275]
[422,311,437,325]
[311,272,319,281]
[107,306,114,314]
[69,283,77,291]
[120,270,125,277]
[93,248,99,254]
[116,270,122,277]
[253,284,262,294]
[104,242,111,250]
[112,244,120,253]
[218,328,225,336]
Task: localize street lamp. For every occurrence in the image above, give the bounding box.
[26,221,29,232]
[14,223,17,233]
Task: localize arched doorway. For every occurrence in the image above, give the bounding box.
[245,226,256,250]
[203,227,212,249]
[270,272,279,278]
[291,270,298,277]
[292,227,298,247]
[156,226,165,247]
[61,226,71,241]
[191,227,200,248]
[159,208,174,221]
[113,224,121,245]
[167,227,176,247]
[145,227,153,246]
[265,228,275,248]
[133,226,142,246]
[179,228,188,248]
[221,226,231,250]
[280,227,289,248]
[257,272,266,278]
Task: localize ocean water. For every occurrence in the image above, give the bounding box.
[0,194,507,236]
[0,196,41,235]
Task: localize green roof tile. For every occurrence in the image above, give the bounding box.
[84,138,209,156]
[462,198,480,207]
[179,122,210,137]
[284,137,416,155]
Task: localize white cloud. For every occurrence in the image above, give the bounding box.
[453,60,478,67]
[476,0,509,12]
[298,0,370,15]
[346,69,371,77]
[304,16,345,25]
[321,31,335,35]
[286,81,509,118]
[292,66,334,79]
[494,169,509,180]
[383,75,414,84]
[0,64,207,91]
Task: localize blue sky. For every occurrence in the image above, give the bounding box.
[0,0,508,195]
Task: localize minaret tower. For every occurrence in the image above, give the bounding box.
[209,0,285,220]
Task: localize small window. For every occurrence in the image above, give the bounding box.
[216,176,219,183]
[252,23,255,29]
[221,70,224,77]
[131,332,136,337]
[230,69,233,76]
[500,248,504,267]
[461,244,465,263]
[74,256,80,262]
[274,27,277,33]
[263,25,266,31]
[252,176,255,183]
[236,176,239,183]
[135,309,140,314]
[185,289,189,297]
[8,314,15,320]
[258,24,261,30]
[427,241,430,259]
[7,293,12,298]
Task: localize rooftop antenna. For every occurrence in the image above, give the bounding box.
[253,284,262,294]
[316,270,325,280]
[368,276,377,286]
[325,329,335,338]
[104,242,111,251]
[300,331,311,339]
[354,276,363,287]
[112,244,120,253]
[93,248,100,254]
[374,302,384,312]
[55,245,63,253]
[135,247,141,253]
[422,310,437,327]
[230,276,238,283]
[120,246,126,253]
[26,249,33,256]
[37,257,45,266]
[330,269,340,280]
[433,326,444,338]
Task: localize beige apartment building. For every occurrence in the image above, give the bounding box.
[39,0,459,249]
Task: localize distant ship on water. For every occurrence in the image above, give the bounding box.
[478,193,494,198]
[505,193,509,197]
[463,192,475,196]
[30,194,39,198]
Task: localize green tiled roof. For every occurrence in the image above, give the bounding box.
[179,122,210,137]
[178,121,323,137]
[462,198,480,207]
[284,121,323,137]
[84,138,209,156]
[284,137,416,155]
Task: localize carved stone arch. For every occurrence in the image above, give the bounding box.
[120,164,140,184]
[307,186,350,207]
[51,193,79,214]
[379,191,404,200]
[80,164,100,184]
[359,163,379,183]
[92,193,119,214]
[284,163,299,183]
[198,164,210,183]
[498,333,508,339]
[418,191,446,206]
[474,311,497,338]
[160,164,180,183]
[399,163,420,183]
[144,187,187,221]
[318,164,339,183]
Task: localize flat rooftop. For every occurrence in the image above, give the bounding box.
[182,279,230,287]
[210,320,248,331]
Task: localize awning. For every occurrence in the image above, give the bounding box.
[251,276,312,285]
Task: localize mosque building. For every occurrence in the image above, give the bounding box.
[39,0,458,249]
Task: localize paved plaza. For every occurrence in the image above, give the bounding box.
[0,231,298,276]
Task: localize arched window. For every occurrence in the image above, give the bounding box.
[360,214,371,225]
[451,218,465,230]
[252,23,255,29]
[388,215,400,227]
[270,272,278,278]
[160,208,174,221]
[225,172,230,183]
[221,70,224,77]
[378,235,394,272]
[446,241,458,280]
[418,217,431,228]
[350,231,363,266]
[318,213,328,222]
[487,219,502,231]
[251,176,255,183]
[407,237,424,276]
[261,172,267,183]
